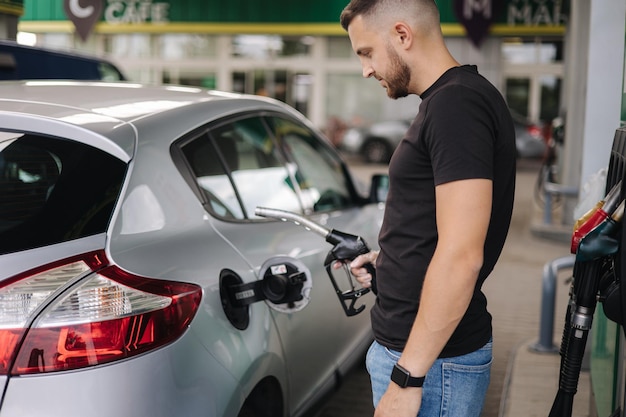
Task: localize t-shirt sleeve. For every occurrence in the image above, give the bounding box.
[422,85,495,186]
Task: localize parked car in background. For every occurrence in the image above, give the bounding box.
[510,109,548,159]
[340,108,547,164]
[0,40,126,81]
[0,81,386,417]
[340,119,412,164]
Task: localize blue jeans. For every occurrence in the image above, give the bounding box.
[365,339,492,417]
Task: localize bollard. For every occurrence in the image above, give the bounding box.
[543,178,578,225]
[530,255,576,353]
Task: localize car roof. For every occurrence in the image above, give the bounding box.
[0,81,301,161]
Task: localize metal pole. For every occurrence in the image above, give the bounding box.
[530,255,576,353]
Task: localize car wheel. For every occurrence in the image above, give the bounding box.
[362,138,391,164]
[237,378,283,417]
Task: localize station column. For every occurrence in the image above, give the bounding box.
[0,1,23,40]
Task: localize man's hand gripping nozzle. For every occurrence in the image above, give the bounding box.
[255,207,377,316]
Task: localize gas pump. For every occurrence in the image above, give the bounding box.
[549,197,623,417]
[549,127,626,417]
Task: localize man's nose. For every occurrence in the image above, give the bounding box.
[362,65,374,79]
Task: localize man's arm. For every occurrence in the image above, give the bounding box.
[374,177,492,417]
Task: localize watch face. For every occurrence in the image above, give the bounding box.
[391,363,410,387]
[391,363,425,388]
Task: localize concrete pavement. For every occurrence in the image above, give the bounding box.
[313,158,591,417]
[488,158,590,417]
[495,160,590,417]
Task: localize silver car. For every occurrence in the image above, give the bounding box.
[0,81,386,417]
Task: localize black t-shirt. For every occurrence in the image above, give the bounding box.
[371,65,516,358]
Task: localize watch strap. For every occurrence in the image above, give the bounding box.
[391,363,425,388]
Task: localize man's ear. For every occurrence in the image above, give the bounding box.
[393,22,413,49]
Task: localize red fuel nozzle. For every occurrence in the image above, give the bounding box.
[571,181,622,254]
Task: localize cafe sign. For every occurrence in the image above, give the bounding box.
[104,0,170,24]
[63,0,170,40]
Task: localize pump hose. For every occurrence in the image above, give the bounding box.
[558,329,589,393]
[558,301,572,359]
[556,260,601,394]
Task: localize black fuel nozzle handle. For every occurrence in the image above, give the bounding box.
[255,207,377,316]
[324,229,377,295]
[323,229,377,317]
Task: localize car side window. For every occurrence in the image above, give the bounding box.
[0,131,126,255]
[182,117,302,219]
[266,116,353,213]
[181,133,244,219]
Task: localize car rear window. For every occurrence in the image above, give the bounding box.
[0,131,127,255]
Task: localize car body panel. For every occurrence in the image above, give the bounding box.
[0,104,134,162]
[209,209,380,414]
[107,133,380,414]
[0,81,384,417]
[0,235,107,279]
[0,334,238,417]
[0,81,308,158]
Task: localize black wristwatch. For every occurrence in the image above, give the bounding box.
[391,363,425,388]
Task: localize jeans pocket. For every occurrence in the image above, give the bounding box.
[440,359,492,417]
[365,341,404,408]
[383,346,402,362]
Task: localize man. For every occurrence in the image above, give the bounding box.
[339,1,516,416]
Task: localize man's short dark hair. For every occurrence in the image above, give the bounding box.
[340,0,440,32]
[340,0,379,31]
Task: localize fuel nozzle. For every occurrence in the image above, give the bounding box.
[576,199,624,262]
[571,180,622,254]
[255,207,377,316]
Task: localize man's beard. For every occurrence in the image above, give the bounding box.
[384,44,411,99]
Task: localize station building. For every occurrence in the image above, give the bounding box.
[11,0,565,132]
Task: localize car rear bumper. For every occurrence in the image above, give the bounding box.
[0,334,237,417]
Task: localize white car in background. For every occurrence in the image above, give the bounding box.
[341,119,412,164]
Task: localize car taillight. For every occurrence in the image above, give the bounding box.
[527,124,542,139]
[0,252,202,375]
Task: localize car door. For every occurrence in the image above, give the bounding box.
[179,112,382,415]
[262,114,382,410]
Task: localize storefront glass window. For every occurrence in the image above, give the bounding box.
[158,35,217,60]
[502,38,563,64]
[325,73,384,127]
[32,33,101,61]
[540,75,561,122]
[231,35,312,58]
[505,78,530,118]
[36,33,73,51]
[327,37,354,59]
[105,34,152,58]
[231,69,310,115]
[163,70,217,88]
